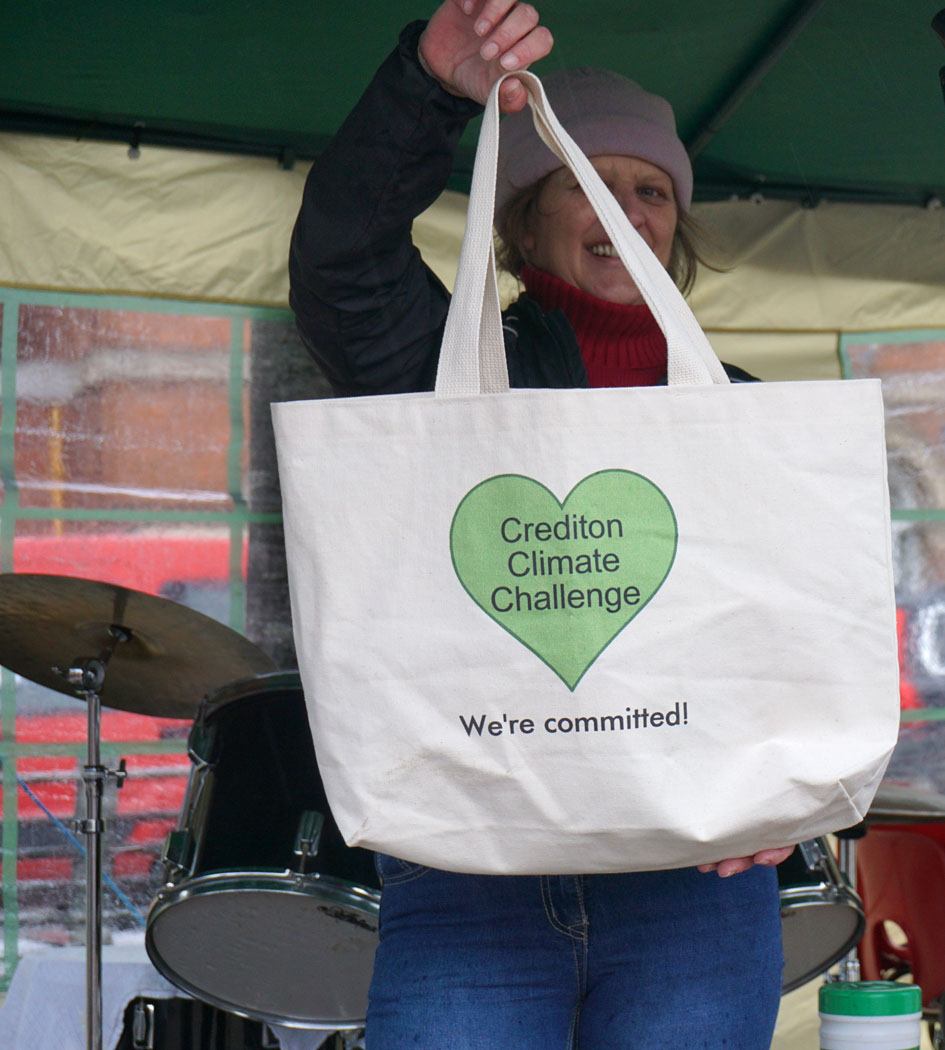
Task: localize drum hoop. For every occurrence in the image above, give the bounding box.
[141,948,366,1032]
[779,882,866,994]
[198,669,303,724]
[778,882,863,915]
[149,869,380,916]
[146,870,379,1030]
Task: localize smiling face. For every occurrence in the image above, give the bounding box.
[520,155,679,306]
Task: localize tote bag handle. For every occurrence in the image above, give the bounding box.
[435,70,730,398]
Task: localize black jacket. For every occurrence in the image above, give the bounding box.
[289,21,754,396]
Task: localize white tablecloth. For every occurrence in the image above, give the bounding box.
[0,942,332,1050]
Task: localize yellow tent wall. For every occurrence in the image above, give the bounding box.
[3,132,944,382]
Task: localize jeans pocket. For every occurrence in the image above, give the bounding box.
[375,852,431,886]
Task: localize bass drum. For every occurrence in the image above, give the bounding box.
[778,838,864,993]
[146,671,380,1030]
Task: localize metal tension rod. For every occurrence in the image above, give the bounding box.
[686,0,827,160]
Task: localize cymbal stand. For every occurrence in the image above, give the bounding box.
[58,626,130,1050]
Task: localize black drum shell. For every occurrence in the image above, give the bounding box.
[177,670,377,890]
[145,671,380,1029]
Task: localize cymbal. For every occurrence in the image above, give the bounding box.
[867,783,945,824]
[0,573,275,719]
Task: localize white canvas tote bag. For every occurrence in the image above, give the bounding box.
[272,72,900,875]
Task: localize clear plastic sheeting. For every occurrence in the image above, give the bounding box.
[846,336,945,803]
[15,304,237,513]
[0,292,329,984]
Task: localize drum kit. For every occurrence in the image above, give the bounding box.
[0,571,943,1049]
[0,574,379,1050]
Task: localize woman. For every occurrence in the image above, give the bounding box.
[289,2,792,1046]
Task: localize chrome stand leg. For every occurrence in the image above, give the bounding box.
[77,682,105,1050]
[63,646,127,1050]
[836,834,861,982]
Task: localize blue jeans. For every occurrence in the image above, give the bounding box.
[367,857,783,1050]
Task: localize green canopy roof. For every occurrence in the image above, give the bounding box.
[2,0,943,204]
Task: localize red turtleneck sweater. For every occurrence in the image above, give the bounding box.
[521,266,668,388]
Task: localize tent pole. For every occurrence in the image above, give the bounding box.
[686,0,827,159]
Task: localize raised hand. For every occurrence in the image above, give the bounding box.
[418,0,553,112]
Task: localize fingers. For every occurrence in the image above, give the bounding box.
[478,2,537,58]
[753,845,795,867]
[697,856,754,878]
[480,9,553,70]
[498,77,528,112]
[697,844,796,878]
[421,0,552,108]
[466,0,527,36]
[494,29,553,111]
[482,15,553,112]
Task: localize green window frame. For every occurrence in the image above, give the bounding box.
[0,286,291,989]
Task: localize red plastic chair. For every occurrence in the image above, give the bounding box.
[856,822,945,1010]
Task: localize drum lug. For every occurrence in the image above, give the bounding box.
[162,829,196,878]
[188,721,217,768]
[131,997,155,1050]
[293,809,325,872]
[798,838,846,901]
[798,837,829,873]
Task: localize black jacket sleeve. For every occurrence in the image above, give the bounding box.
[288,21,482,396]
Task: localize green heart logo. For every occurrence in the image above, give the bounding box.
[450,470,677,690]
